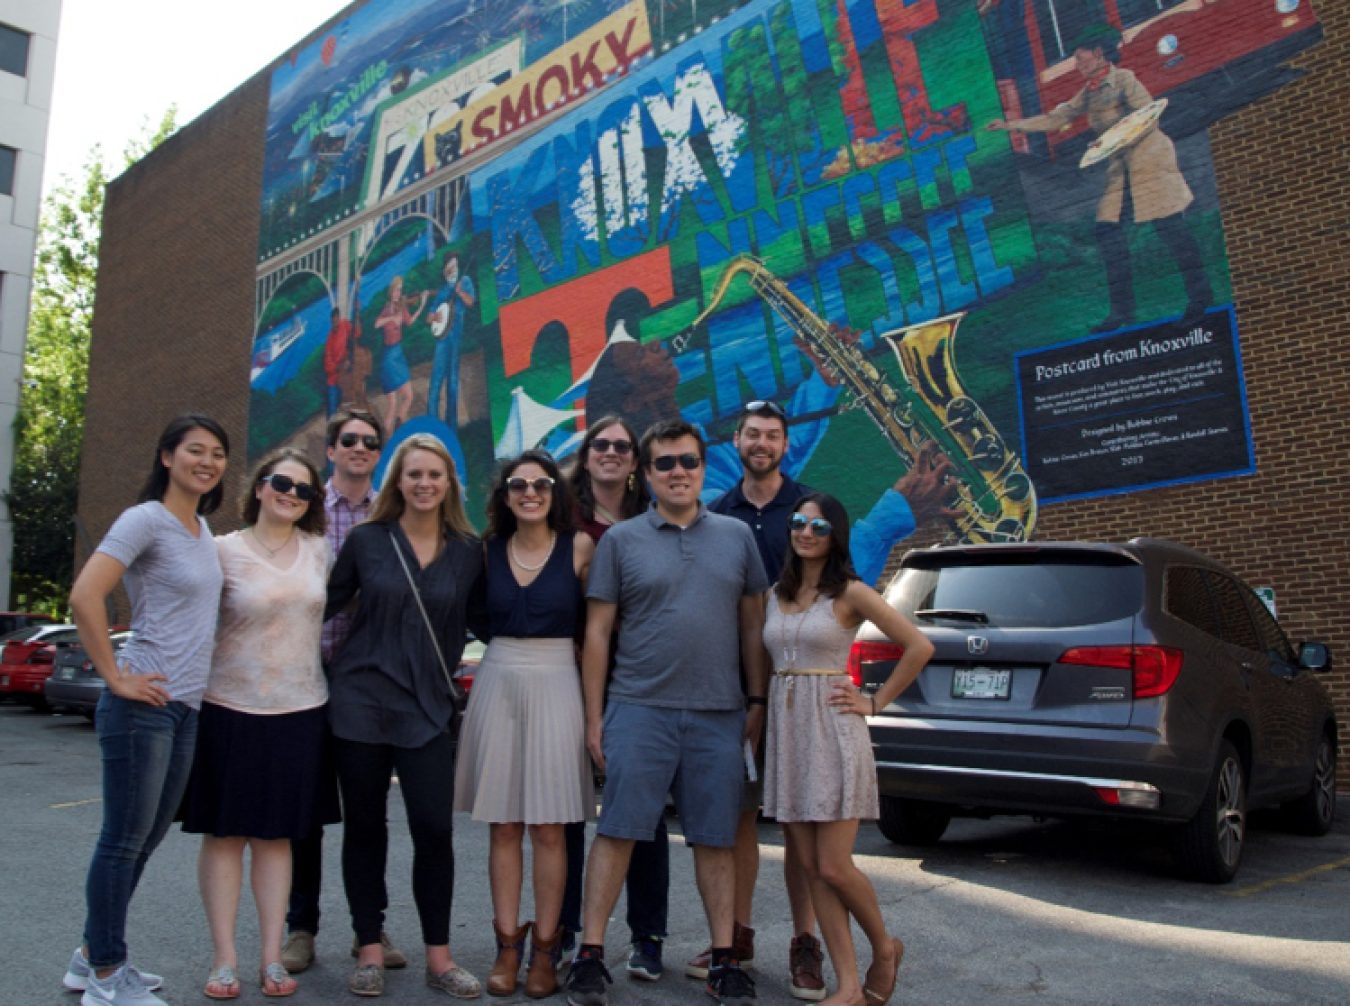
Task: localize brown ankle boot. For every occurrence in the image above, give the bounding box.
[524,928,561,998]
[488,921,531,996]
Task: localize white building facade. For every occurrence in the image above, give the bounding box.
[0,0,62,607]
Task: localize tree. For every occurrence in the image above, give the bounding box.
[5,109,177,613]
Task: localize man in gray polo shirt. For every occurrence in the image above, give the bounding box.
[566,419,768,1006]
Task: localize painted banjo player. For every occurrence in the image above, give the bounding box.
[987,24,1212,335]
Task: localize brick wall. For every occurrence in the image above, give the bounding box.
[76,76,268,618]
[79,8,1349,756]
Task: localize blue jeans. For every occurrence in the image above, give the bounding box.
[426,334,460,423]
[84,692,199,968]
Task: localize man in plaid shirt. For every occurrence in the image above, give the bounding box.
[283,408,410,973]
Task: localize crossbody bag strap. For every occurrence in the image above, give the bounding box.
[389,528,464,704]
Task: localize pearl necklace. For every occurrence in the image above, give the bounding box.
[510,531,556,571]
[251,526,294,559]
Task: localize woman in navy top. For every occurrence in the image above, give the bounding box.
[454,449,595,998]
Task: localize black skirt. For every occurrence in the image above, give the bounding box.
[182,701,341,840]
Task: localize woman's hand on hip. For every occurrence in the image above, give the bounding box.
[828,680,872,717]
[109,664,170,707]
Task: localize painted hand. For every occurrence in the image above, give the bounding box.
[894,441,963,526]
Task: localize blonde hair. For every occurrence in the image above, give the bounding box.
[368,433,476,537]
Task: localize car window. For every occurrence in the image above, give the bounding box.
[1240,587,1295,665]
[46,628,83,644]
[1164,565,1222,639]
[889,559,1143,628]
[1205,572,1262,653]
[0,625,46,642]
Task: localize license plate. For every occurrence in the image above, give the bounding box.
[952,667,1011,700]
[0,674,7,687]
[60,667,75,680]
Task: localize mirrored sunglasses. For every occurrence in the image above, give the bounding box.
[744,399,787,420]
[789,513,832,536]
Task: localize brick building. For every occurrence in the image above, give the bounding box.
[80,0,1347,763]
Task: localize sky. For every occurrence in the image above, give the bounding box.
[43,0,352,191]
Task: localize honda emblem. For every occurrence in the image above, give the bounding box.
[967,636,989,655]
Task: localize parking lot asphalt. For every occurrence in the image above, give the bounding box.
[5,704,1349,1005]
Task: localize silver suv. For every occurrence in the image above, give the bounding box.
[853,538,1337,883]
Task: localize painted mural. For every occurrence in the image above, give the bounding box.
[250,0,1322,570]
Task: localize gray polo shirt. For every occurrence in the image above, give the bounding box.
[588,503,768,711]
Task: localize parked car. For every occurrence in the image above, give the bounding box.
[852,538,1337,883]
[45,631,135,719]
[0,612,56,636]
[0,624,81,710]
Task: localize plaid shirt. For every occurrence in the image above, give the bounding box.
[321,480,375,664]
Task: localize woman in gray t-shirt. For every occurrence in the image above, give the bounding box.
[62,414,229,1006]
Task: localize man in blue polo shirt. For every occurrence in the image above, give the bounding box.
[567,419,768,1006]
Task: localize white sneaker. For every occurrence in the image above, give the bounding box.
[80,965,166,1006]
[64,948,164,993]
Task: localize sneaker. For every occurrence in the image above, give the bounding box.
[707,962,757,1006]
[65,948,164,993]
[788,934,826,1002]
[81,965,166,1006]
[281,931,315,973]
[685,924,756,979]
[351,931,408,969]
[626,938,664,981]
[565,955,612,1006]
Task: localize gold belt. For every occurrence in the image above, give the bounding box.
[776,668,845,676]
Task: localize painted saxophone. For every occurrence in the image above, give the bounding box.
[693,255,1037,544]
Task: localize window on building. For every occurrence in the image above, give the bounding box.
[1031,0,1109,64]
[0,23,30,78]
[0,146,15,195]
[0,146,16,195]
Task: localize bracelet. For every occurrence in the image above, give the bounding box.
[870,696,877,716]
[746,695,767,708]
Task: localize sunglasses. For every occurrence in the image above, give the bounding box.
[260,473,317,502]
[338,433,382,451]
[789,513,832,536]
[651,453,703,473]
[590,437,633,456]
[506,476,555,494]
[744,399,787,420]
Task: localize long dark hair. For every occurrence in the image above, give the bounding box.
[567,415,649,523]
[240,448,327,536]
[485,449,576,539]
[138,414,231,515]
[775,492,858,601]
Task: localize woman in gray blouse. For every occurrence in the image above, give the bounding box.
[63,414,231,1006]
[324,433,485,999]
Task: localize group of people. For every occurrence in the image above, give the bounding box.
[64,400,933,1006]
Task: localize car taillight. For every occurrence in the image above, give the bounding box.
[32,649,54,664]
[846,640,905,689]
[1060,645,1184,698]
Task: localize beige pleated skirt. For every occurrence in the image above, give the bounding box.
[453,636,594,825]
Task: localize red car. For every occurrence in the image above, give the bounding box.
[0,625,80,710]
